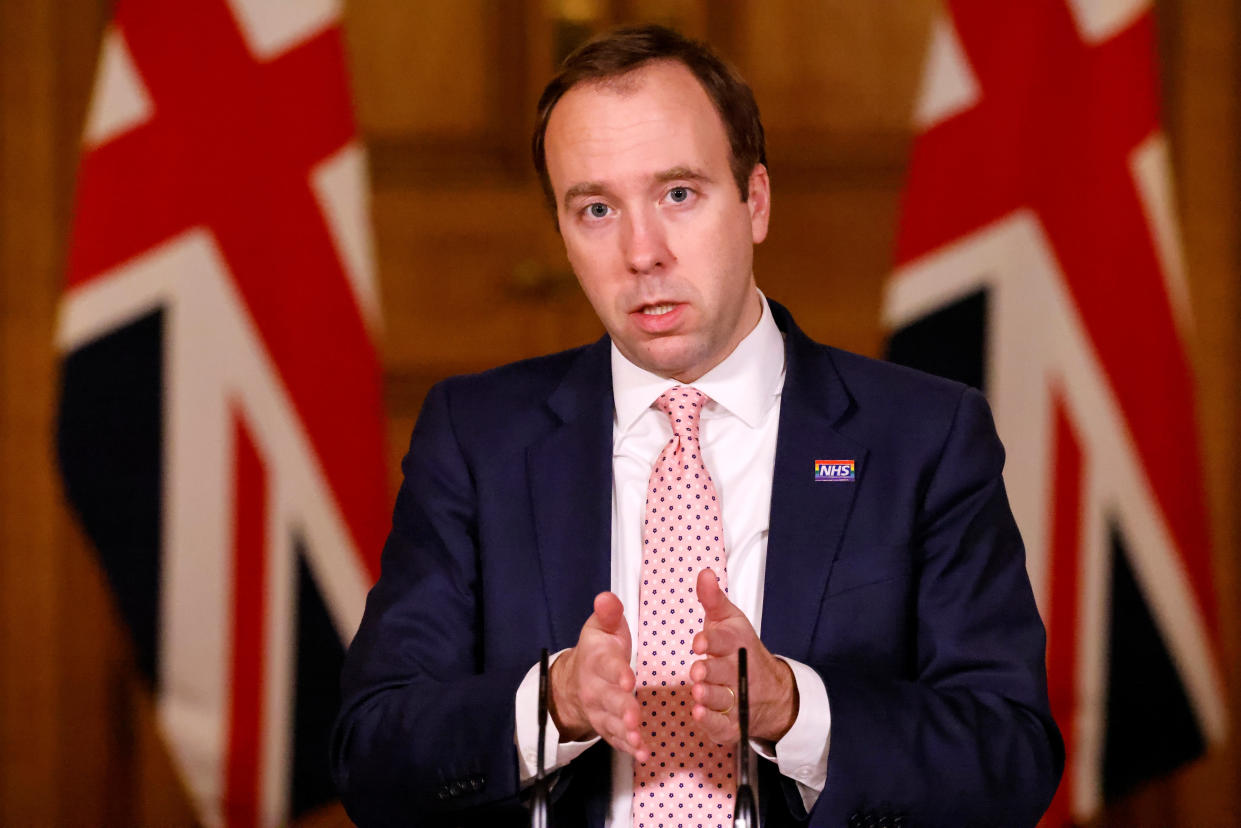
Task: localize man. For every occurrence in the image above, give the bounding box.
[331,25,1062,827]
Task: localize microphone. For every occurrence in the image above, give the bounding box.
[529,647,550,828]
[734,647,758,828]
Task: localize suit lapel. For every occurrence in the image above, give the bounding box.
[527,339,614,651]
[761,304,868,662]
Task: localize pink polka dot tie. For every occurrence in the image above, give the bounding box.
[632,386,735,828]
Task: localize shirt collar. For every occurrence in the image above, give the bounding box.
[612,290,786,432]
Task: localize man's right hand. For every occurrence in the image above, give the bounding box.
[549,591,650,762]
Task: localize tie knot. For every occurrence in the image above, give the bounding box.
[656,386,708,440]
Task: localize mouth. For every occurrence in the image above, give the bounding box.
[640,303,677,316]
[629,301,686,333]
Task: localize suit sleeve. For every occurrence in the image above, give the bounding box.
[800,386,1064,827]
[329,381,530,826]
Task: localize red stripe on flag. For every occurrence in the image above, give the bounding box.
[1043,396,1083,827]
[894,0,1217,642]
[66,0,387,576]
[226,413,268,828]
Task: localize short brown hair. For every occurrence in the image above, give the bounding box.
[531,24,767,213]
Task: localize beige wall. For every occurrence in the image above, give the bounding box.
[1,1,1236,824]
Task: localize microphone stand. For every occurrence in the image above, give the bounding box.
[734,647,758,828]
[529,648,550,828]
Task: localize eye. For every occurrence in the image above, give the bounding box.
[586,202,610,219]
[667,187,691,203]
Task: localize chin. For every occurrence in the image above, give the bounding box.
[633,344,695,379]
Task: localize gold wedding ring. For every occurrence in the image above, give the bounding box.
[718,685,735,715]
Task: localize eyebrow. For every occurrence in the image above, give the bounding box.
[560,167,713,210]
[654,166,711,185]
[562,181,608,210]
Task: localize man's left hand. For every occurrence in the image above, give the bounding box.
[690,568,799,745]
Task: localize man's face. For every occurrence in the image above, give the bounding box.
[543,60,770,382]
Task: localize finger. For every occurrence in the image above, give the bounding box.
[580,676,647,758]
[691,681,737,715]
[619,694,656,762]
[580,687,636,739]
[593,652,636,689]
[695,568,742,622]
[690,655,737,687]
[618,695,642,731]
[594,716,643,759]
[596,676,639,720]
[627,712,655,763]
[618,729,653,764]
[690,703,740,745]
[692,623,743,658]
[598,709,650,762]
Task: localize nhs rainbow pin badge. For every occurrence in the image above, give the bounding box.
[814,459,855,482]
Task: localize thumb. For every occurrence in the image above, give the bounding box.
[696,567,738,621]
[591,591,627,635]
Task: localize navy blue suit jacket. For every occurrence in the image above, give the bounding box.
[331,300,1063,827]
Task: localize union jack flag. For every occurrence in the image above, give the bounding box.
[55,1,386,825]
[885,1,1226,823]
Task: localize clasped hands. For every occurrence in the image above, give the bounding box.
[548,568,798,762]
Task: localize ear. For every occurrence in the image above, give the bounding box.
[746,164,771,244]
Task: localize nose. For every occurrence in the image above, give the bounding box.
[621,205,672,275]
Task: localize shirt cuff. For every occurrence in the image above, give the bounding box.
[751,656,830,812]
[514,648,600,784]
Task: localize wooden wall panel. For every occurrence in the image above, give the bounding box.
[374,186,595,371]
[755,186,902,358]
[0,0,197,824]
[1,0,70,823]
[626,0,709,35]
[346,0,496,136]
[1145,0,1241,823]
[740,1,933,135]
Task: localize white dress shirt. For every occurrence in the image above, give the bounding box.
[515,293,830,823]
